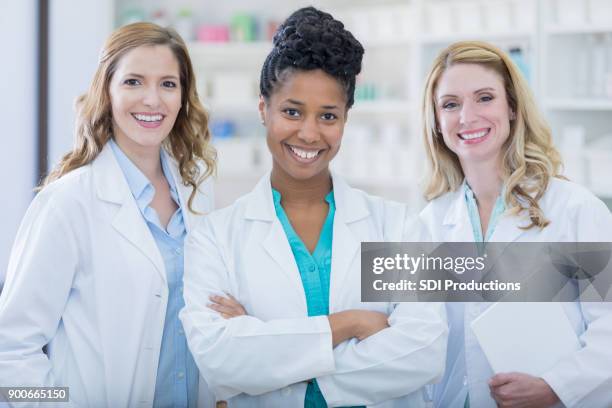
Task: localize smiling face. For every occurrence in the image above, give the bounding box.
[434,63,514,170]
[260,69,347,183]
[109,45,181,154]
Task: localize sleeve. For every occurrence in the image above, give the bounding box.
[316,209,448,407]
[0,193,79,394]
[541,195,612,407]
[316,302,448,407]
[179,218,336,400]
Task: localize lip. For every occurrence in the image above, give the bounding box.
[131,112,165,129]
[284,143,324,164]
[458,127,491,145]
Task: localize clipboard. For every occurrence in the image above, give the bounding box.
[470,302,581,375]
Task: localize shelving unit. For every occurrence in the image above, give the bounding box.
[113,0,612,209]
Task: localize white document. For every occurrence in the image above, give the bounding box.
[470,302,581,375]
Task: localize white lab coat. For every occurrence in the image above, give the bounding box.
[420,178,612,408]
[180,173,448,408]
[0,143,215,407]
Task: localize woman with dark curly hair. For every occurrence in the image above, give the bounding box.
[0,23,216,406]
[180,6,447,408]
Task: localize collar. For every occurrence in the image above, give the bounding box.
[109,139,180,213]
[245,171,368,223]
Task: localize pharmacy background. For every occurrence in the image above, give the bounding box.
[2,0,612,282]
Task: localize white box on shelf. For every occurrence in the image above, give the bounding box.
[215,138,257,176]
[512,0,536,31]
[427,2,455,36]
[393,5,416,42]
[482,0,512,33]
[211,73,255,104]
[457,1,483,34]
[584,135,612,197]
[589,0,612,26]
[371,8,396,43]
[555,0,588,26]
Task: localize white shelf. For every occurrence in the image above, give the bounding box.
[205,99,259,113]
[419,31,534,45]
[204,99,415,115]
[544,98,612,111]
[351,100,415,115]
[188,41,272,65]
[545,25,612,35]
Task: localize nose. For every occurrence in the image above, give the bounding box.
[142,85,161,108]
[459,100,477,125]
[297,116,321,144]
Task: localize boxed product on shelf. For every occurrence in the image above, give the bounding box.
[555,0,588,26]
[584,134,612,197]
[589,0,612,26]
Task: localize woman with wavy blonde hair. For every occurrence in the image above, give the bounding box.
[0,23,217,407]
[419,41,612,407]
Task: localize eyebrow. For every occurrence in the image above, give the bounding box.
[438,87,497,100]
[284,99,340,109]
[124,73,180,80]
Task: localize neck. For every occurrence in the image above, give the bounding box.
[270,165,332,206]
[114,137,164,181]
[461,156,503,205]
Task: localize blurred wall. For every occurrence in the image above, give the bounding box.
[48,0,113,166]
[0,1,37,285]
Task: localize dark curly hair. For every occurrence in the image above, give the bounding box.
[259,7,364,108]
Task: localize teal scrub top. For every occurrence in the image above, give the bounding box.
[272,189,363,408]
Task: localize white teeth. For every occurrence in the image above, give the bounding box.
[460,130,488,140]
[133,113,163,122]
[289,145,319,159]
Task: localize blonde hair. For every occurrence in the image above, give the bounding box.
[42,22,216,213]
[422,41,563,229]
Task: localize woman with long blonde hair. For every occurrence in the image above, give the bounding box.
[419,41,612,407]
[0,23,216,407]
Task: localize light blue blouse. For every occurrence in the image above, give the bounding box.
[110,139,198,408]
[433,183,506,408]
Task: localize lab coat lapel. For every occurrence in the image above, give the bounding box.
[246,175,305,298]
[92,143,166,285]
[329,174,368,306]
[161,148,214,232]
[442,188,474,242]
[490,211,528,243]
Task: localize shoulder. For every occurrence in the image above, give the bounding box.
[191,189,253,241]
[340,183,426,240]
[420,189,460,220]
[541,178,609,214]
[34,166,94,211]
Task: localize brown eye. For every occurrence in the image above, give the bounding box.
[283,108,300,118]
[321,113,337,121]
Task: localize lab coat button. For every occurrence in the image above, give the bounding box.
[178,372,185,379]
[175,247,182,255]
[281,387,291,396]
[308,264,315,272]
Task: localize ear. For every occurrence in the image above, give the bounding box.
[509,109,516,121]
[258,96,266,124]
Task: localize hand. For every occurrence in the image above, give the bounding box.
[328,309,389,347]
[353,310,389,341]
[208,293,247,319]
[489,372,560,408]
